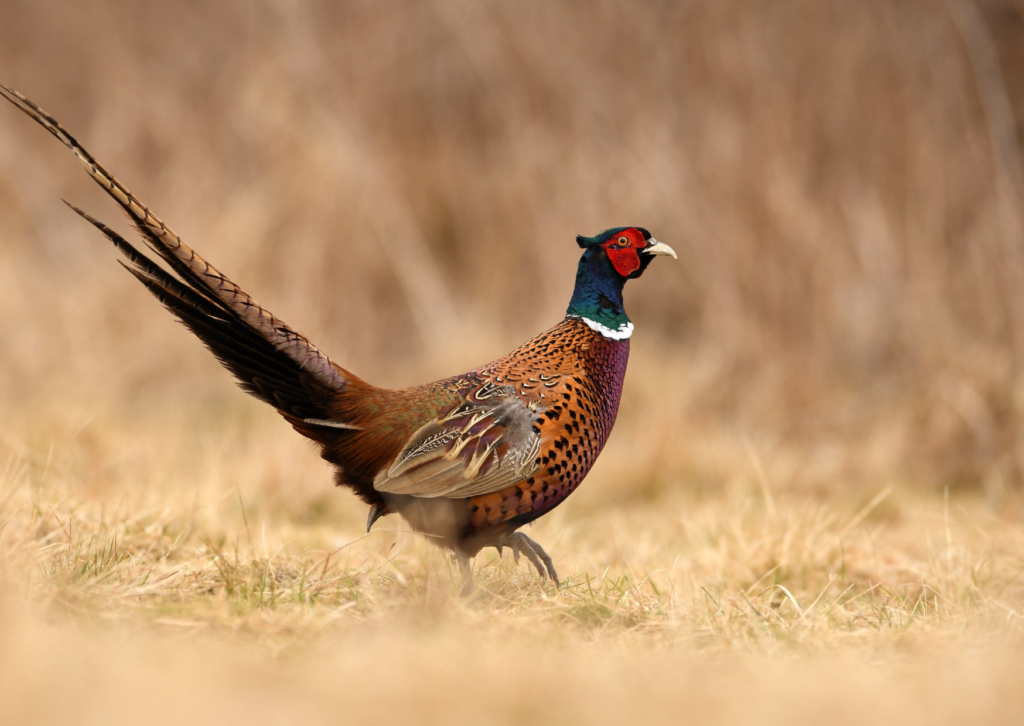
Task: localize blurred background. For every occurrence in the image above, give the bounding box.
[2,0,1024,503]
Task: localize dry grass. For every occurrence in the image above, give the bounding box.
[4,0,1024,723]
[4,399,1024,644]
[3,405,1024,724]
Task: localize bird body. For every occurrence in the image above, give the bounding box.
[1,85,675,593]
[334,316,631,556]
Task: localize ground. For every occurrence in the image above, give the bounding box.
[2,399,1023,725]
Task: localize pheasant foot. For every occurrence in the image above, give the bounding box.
[497,531,559,586]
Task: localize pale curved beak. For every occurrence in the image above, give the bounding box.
[643,239,677,259]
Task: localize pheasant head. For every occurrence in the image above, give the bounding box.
[566,227,676,339]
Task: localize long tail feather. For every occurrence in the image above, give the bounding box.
[65,200,328,415]
[0,84,346,390]
[1,85,374,441]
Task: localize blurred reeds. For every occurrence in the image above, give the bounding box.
[4,1,1024,499]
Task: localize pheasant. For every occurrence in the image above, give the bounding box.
[1,86,676,593]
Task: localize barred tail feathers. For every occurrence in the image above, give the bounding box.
[1,85,374,442]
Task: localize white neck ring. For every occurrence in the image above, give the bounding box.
[571,315,634,340]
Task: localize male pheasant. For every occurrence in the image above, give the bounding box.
[1,86,676,593]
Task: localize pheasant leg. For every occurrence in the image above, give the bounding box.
[456,551,474,596]
[498,531,560,586]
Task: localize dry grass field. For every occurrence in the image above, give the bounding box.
[3,1,1024,723]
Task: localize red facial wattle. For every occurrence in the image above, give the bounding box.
[604,228,645,277]
[607,247,641,276]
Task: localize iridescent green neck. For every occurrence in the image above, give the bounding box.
[565,247,632,339]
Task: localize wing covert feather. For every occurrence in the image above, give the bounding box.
[374,392,543,499]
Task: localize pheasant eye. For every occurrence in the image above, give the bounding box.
[616,236,629,247]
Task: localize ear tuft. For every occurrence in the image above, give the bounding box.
[576,234,597,248]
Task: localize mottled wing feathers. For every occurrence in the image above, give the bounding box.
[0,85,346,392]
[373,321,596,501]
[374,392,542,498]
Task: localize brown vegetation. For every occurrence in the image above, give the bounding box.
[2,1,1024,723]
